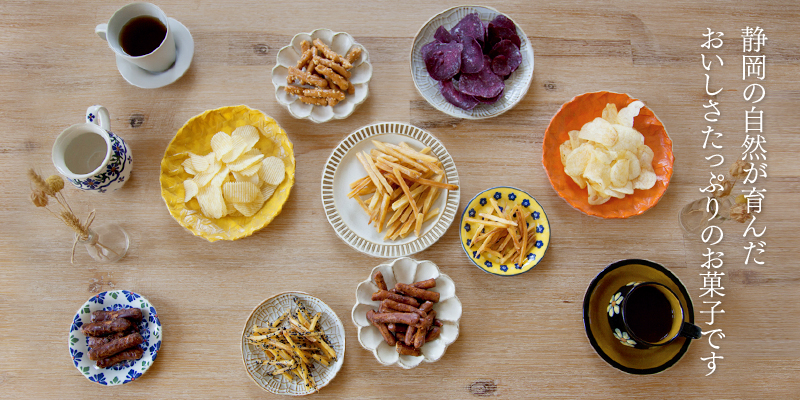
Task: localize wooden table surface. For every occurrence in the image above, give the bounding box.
[1,0,798,398]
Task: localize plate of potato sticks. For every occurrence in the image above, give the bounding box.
[242,292,345,395]
[458,186,551,276]
[321,122,460,257]
[272,28,372,123]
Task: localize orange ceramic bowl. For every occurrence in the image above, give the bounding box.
[542,92,674,218]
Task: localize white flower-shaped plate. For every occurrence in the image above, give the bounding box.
[272,29,372,123]
[68,290,162,385]
[411,5,534,119]
[351,257,462,369]
[242,292,346,395]
[321,122,460,258]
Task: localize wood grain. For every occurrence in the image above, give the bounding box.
[0,0,798,398]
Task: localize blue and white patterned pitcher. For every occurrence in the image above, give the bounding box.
[52,105,132,193]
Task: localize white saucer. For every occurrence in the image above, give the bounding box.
[115,18,194,89]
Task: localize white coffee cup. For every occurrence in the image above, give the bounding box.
[96,2,176,73]
[52,106,133,193]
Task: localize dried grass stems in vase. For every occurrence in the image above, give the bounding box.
[27,169,121,263]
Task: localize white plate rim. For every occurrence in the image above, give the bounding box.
[410,5,535,119]
[115,18,194,89]
[320,122,460,258]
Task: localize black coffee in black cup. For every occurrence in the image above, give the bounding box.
[624,285,674,343]
[119,15,167,57]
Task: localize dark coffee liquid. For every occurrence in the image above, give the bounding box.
[625,286,673,343]
[120,16,167,57]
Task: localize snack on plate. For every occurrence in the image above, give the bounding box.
[285,39,361,106]
[367,272,443,356]
[348,140,458,241]
[465,197,539,267]
[558,101,656,205]
[422,13,523,110]
[181,125,285,219]
[246,297,338,392]
[81,307,145,368]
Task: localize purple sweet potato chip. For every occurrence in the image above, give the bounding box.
[489,14,516,31]
[457,64,505,98]
[491,54,511,76]
[440,80,479,110]
[421,40,439,60]
[475,87,504,104]
[489,39,522,74]
[451,13,484,42]
[459,36,484,74]
[424,42,463,81]
[434,26,454,43]
[488,25,521,50]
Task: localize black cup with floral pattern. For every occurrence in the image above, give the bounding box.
[607,281,701,349]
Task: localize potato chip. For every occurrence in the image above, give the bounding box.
[233,170,261,186]
[220,135,249,163]
[617,101,644,128]
[189,152,210,172]
[559,102,656,205]
[233,191,265,217]
[261,183,277,200]
[238,160,262,177]
[210,131,233,159]
[578,118,617,148]
[197,185,226,219]
[223,181,259,203]
[228,149,265,172]
[209,166,230,189]
[259,156,285,186]
[184,180,199,202]
[232,125,260,150]
[193,159,223,187]
[182,158,197,175]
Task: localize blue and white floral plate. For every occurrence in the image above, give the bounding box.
[458,187,551,276]
[68,290,161,385]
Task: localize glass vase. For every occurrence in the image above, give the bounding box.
[678,195,736,236]
[77,223,129,263]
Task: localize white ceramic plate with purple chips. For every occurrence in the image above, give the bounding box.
[68,290,161,385]
[411,5,534,119]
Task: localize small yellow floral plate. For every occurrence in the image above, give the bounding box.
[159,105,295,242]
[458,187,550,276]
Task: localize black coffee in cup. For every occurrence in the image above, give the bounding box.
[624,285,674,343]
[120,15,167,57]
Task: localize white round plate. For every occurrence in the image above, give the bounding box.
[271,29,372,123]
[351,257,462,369]
[68,290,162,385]
[411,5,534,119]
[241,292,345,395]
[115,18,194,89]
[321,122,460,258]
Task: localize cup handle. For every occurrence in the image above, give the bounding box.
[95,24,108,41]
[86,105,111,131]
[679,321,702,339]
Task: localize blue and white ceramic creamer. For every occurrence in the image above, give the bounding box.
[52,105,132,193]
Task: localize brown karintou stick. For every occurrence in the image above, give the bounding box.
[88,332,144,361]
[96,347,144,368]
[395,283,440,303]
[414,310,436,348]
[81,318,132,337]
[371,290,420,307]
[366,310,396,346]
[396,342,421,356]
[425,326,441,342]
[412,278,436,289]
[374,272,388,291]
[370,312,420,325]
[91,308,143,323]
[383,299,426,317]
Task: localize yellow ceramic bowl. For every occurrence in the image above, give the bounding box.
[458,187,551,276]
[159,105,295,242]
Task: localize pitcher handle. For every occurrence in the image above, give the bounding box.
[86,105,111,131]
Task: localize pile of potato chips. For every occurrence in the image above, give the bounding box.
[559,101,656,205]
[181,125,285,219]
